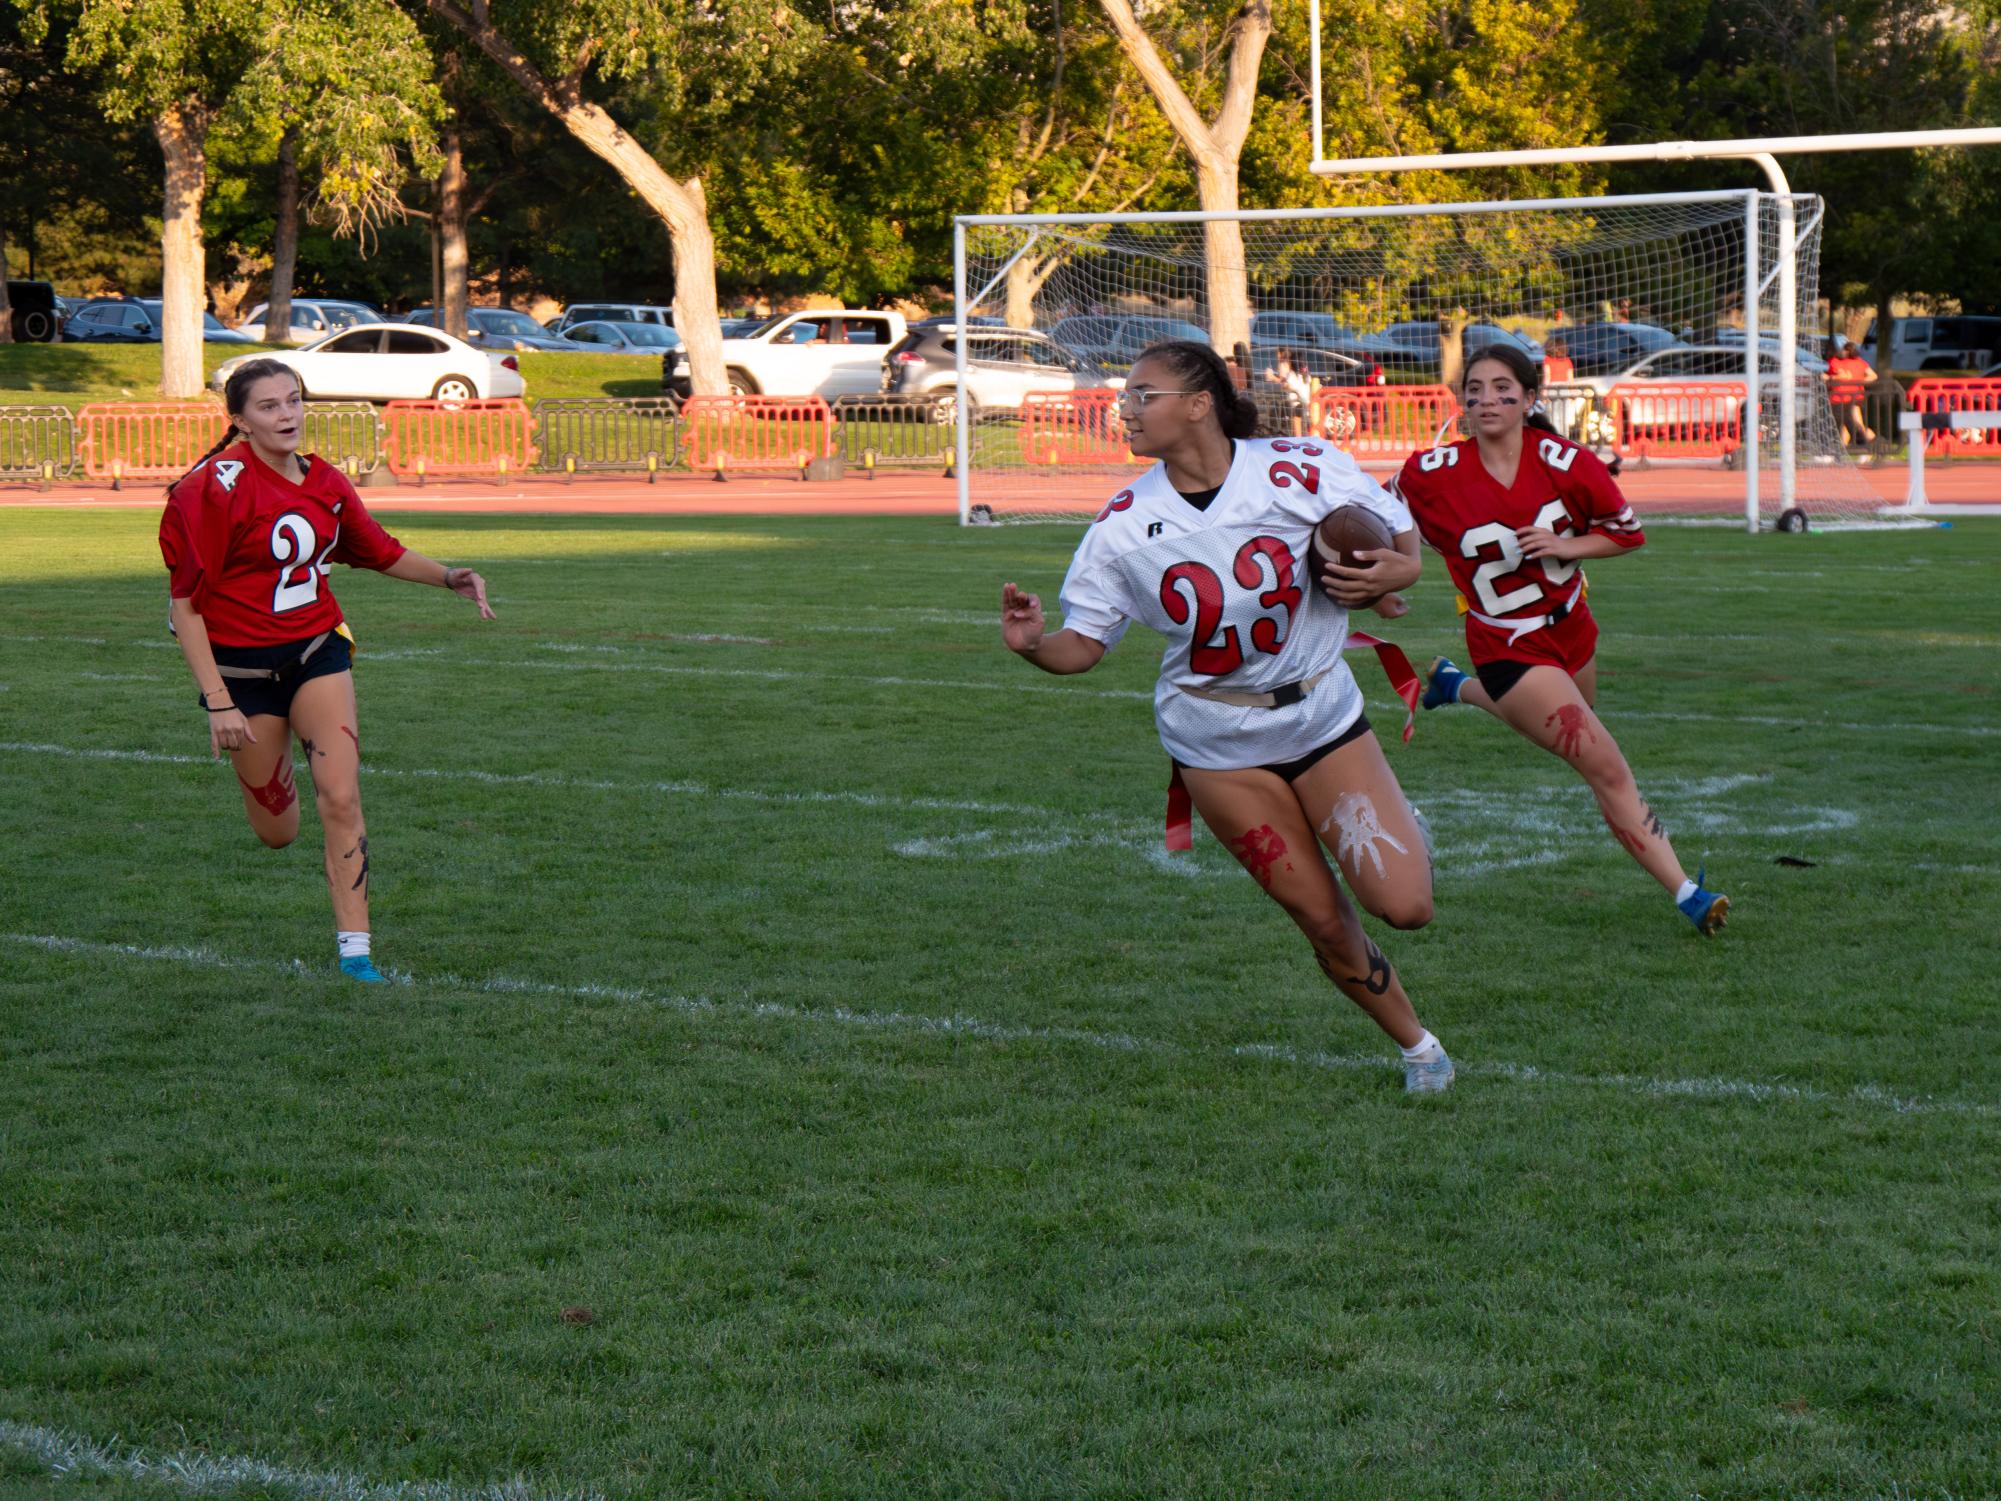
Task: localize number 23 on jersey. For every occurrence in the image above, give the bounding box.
[1159,534,1302,676]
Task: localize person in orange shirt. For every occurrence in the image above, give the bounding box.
[1826,336,1879,448]
[1542,335,1575,384]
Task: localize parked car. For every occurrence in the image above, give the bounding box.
[211,323,524,403]
[548,302,675,335]
[1567,346,1821,436]
[911,314,1009,329]
[1375,320,1543,375]
[405,306,580,352]
[1550,322,1685,377]
[879,324,1119,421]
[665,308,908,398]
[64,297,253,344]
[1864,314,2001,372]
[5,280,63,342]
[1710,328,1830,374]
[559,320,684,355]
[235,298,381,343]
[1249,343,1385,388]
[1250,310,1400,366]
[1048,314,1211,367]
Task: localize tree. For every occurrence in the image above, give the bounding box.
[398,0,833,395]
[1092,0,1271,355]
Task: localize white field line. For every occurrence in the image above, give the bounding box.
[8,633,1997,736]
[0,739,1111,822]
[0,1419,602,1501]
[0,740,1904,885]
[8,931,1995,1120]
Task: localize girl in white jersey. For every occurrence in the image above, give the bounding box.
[1000,341,1455,1093]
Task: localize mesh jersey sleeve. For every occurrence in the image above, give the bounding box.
[1056,527,1134,651]
[326,479,408,570]
[1565,446,1644,549]
[158,465,230,601]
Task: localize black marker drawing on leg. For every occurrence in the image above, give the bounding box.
[347,836,371,894]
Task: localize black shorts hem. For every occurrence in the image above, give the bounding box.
[1175,713,1372,782]
[210,633,352,720]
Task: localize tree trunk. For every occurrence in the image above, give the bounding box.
[497,240,511,309]
[440,123,469,338]
[1096,0,1269,360]
[266,126,301,343]
[419,1,725,393]
[1873,286,1897,375]
[0,225,13,345]
[154,102,210,400]
[1196,158,1250,356]
[1438,309,1470,390]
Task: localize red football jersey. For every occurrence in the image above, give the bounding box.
[160,442,406,647]
[1393,432,1641,623]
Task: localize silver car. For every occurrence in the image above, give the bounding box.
[881,325,1119,422]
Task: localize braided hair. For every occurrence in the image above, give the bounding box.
[1135,339,1261,440]
[164,357,303,498]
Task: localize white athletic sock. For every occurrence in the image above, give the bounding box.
[336,930,371,960]
[1400,1029,1444,1063]
[1675,879,1698,905]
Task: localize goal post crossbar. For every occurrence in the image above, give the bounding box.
[958,189,1759,231]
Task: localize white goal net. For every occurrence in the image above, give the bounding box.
[953,192,1887,529]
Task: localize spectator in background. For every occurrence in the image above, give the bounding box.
[1263,347,1312,436]
[1826,337,1878,450]
[1542,335,1574,384]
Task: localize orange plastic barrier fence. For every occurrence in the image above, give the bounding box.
[680,395,835,474]
[76,402,228,483]
[381,399,537,480]
[1308,385,1459,458]
[1607,382,1744,460]
[1020,389,1130,466]
[1904,378,2001,457]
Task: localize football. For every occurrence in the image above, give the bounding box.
[1315,504,1396,569]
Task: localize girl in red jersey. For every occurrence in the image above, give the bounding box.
[160,358,496,982]
[1395,346,1729,935]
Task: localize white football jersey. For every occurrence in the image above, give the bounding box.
[1058,437,1412,770]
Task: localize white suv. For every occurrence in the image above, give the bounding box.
[666,310,908,398]
[881,325,1118,421]
[236,299,381,343]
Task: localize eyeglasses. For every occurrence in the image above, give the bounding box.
[1115,388,1196,410]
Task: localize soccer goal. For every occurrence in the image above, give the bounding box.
[951,192,1886,529]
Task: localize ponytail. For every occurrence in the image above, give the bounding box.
[1525,408,1559,435]
[1136,339,1260,440]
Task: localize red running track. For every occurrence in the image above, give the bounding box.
[4,458,1996,517]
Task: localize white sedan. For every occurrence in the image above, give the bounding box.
[212,323,526,403]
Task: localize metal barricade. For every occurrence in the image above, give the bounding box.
[301,402,385,476]
[1020,389,1128,466]
[533,397,683,477]
[829,395,958,473]
[381,399,538,480]
[1606,382,1744,461]
[1903,378,2001,457]
[680,394,835,476]
[0,405,80,484]
[76,401,229,484]
[1309,385,1460,458]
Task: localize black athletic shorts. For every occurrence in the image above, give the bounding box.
[1176,713,1373,782]
[208,631,352,720]
[1475,658,1538,702]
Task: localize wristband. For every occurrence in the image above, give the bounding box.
[200,692,236,713]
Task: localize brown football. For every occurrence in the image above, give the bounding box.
[1315,505,1396,569]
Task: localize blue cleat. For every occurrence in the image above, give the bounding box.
[339,954,388,984]
[1404,1051,1456,1095]
[1677,866,1730,936]
[1423,655,1467,710]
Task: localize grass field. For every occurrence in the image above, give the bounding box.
[2,505,1998,1500]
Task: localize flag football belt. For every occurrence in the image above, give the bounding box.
[1177,669,1330,710]
[1162,631,1422,851]
[1465,578,1586,647]
[214,631,334,682]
